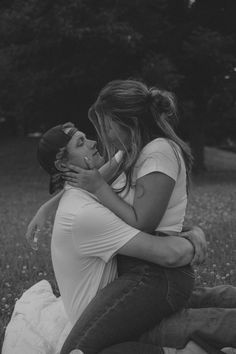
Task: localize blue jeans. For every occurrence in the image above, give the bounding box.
[60,256,194,354]
[140,284,236,350]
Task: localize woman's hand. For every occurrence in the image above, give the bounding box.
[63,158,106,194]
[26,207,47,250]
[181,226,207,266]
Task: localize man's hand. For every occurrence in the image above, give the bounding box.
[180,226,207,266]
[26,208,47,250]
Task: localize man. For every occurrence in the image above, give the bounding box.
[37,123,236,354]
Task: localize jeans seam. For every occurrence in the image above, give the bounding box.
[164,270,173,312]
[77,266,150,350]
[164,269,194,312]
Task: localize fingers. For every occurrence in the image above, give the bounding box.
[84,157,94,170]
[26,223,36,240]
[63,172,79,179]
[191,242,206,265]
[25,224,41,250]
[63,173,80,187]
[67,164,83,173]
[191,245,201,265]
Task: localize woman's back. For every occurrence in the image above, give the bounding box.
[113,138,187,234]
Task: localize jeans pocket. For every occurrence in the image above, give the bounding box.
[164,265,195,312]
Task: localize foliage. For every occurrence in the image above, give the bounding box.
[0,0,235,170]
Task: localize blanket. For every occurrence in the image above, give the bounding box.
[2,280,72,354]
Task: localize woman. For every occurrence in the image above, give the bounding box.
[60,80,236,354]
[26,80,207,354]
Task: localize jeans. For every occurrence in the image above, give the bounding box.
[140,284,236,350]
[60,256,195,354]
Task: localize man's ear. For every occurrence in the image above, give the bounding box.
[54,159,68,172]
[54,147,68,172]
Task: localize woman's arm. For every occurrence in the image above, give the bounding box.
[65,161,174,233]
[95,171,174,233]
[64,160,206,265]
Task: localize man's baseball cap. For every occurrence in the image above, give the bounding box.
[37,122,78,194]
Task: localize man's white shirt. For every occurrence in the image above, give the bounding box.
[51,185,138,325]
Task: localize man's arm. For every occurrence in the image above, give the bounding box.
[73,201,194,267]
[26,190,64,244]
[118,232,194,268]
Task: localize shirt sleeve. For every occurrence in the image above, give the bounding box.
[71,202,139,263]
[137,139,180,182]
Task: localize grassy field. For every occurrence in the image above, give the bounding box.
[0,138,236,349]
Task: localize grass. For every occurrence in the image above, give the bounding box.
[0,138,236,350]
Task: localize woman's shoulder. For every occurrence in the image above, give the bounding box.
[140,138,178,157]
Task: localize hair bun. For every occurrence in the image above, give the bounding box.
[148,88,176,118]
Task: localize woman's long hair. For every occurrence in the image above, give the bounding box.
[89,79,193,193]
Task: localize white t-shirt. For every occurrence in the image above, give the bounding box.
[112,138,187,233]
[51,186,138,325]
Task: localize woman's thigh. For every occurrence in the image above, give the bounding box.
[60,263,194,354]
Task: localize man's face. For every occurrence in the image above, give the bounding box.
[66,130,105,169]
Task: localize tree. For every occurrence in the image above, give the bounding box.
[180,27,235,171]
[0,0,235,172]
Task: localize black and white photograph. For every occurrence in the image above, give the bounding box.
[0,1,236,353]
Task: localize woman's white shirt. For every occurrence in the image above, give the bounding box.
[112,138,187,233]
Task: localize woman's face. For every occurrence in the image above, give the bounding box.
[105,118,129,151]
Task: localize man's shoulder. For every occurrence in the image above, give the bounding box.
[63,186,97,202]
[57,187,98,215]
